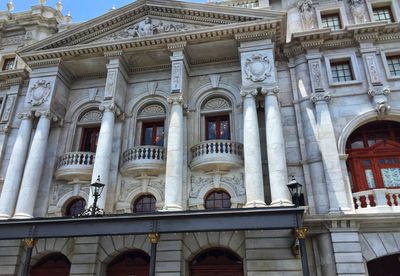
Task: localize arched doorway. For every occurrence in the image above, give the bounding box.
[367,253,400,276]
[107,249,150,276]
[30,253,71,276]
[190,248,244,276]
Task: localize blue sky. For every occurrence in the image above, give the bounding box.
[6,0,209,22]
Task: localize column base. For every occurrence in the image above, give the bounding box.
[162,204,183,211]
[244,200,267,208]
[0,213,11,220]
[12,213,33,219]
[270,199,293,206]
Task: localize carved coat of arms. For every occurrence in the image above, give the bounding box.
[28,80,51,106]
[244,54,273,82]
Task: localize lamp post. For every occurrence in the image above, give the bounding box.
[287,177,309,276]
[79,176,105,217]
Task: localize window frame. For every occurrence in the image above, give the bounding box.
[64,197,86,217]
[324,53,361,86]
[366,0,399,24]
[315,4,348,31]
[79,126,100,152]
[141,121,165,146]
[1,57,15,71]
[132,194,157,213]
[205,115,231,141]
[204,189,232,210]
[381,49,400,80]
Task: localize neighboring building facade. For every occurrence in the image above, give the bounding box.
[0,0,399,275]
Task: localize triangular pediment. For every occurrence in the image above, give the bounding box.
[19,0,286,53]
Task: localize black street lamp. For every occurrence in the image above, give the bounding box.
[287,176,309,276]
[287,176,303,207]
[79,176,105,217]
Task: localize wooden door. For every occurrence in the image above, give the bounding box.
[30,254,70,276]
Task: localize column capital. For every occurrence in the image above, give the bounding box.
[99,102,122,116]
[167,94,184,105]
[148,233,160,244]
[34,110,59,122]
[310,93,331,104]
[17,112,34,120]
[260,86,279,96]
[240,88,258,98]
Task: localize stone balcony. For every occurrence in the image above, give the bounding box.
[353,188,400,213]
[120,146,166,177]
[55,152,95,182]
[190,140,243,172]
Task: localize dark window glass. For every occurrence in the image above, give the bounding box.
[65,198,86,216]
[133,195,156,213]
[142,122,164,146]
[387,55,400,77]
[330,60,354,82]
[205,190,231,209]
[321,13,341,30]
[80,127,100,152]
[373,7,394,22]
[206,115,230,140]
[2,58,15,71]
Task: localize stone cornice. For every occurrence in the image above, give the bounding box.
[18,0,285,54]
[18,19,284,63]
[0,69,29,90]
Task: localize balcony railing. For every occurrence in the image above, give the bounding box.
[55,152,95,182]
[353,188,400,213]
[120,146,166,176]
[190,140,243,171]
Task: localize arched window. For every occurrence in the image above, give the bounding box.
[107,250,150,276]
[346,121,400,192]
[133,194,157,213]
[76,109,102,152]
[201,97,232,141]
[205,190,231,209]
[190,248,243,276]
[30,253,71,276]
[64,198,86,217]
[367,253,400,276]
[137,104,166,147]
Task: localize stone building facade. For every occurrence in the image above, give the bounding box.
[0,0,399,275]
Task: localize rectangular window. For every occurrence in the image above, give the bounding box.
[206,115,230,140]
[373,6,394,22]
[387,55,400,77]
[330,60,354,82]
[80,127,100,152]
[142,122,164,146]
[2,58,15,71]
[321,13,341,30]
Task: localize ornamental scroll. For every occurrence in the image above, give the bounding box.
[27,80,52,106]
[241,50,276,87]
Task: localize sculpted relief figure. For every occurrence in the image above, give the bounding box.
[100,17,193,41]
[297,0,315,30]
[349,0,366,24]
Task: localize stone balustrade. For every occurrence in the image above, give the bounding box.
[120,146,166,177]
[353,188,400,213]
[55,152,95,182]
[190,140,243,172]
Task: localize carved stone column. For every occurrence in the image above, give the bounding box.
[0,112,33,219]
[13,111,57,219]
[262,87,291,206]
[241,88,266,207]
[310,93,353,213]
[88,103,120,209]
[163,95,184,211]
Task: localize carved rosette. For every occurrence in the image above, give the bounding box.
[28,80,52,106]
[310,93,331,104]
[240,88,258,98]
[297,0,315,31]
[244,54,273,82]
[349,0,366,24]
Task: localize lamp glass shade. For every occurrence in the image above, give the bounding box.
[287,178,302,197]
[91,181,105,196]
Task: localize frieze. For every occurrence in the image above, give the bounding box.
[27,80,51,106]
[189,176,213,199]
[96,17,198,42]
[220,175,246,196]
[244,53,273,82]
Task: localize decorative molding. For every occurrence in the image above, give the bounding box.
[209,74,221,89]
[99,102,122,115]
[261,86,279,96]
[189,176,213,199]
[1,95,16,122]
[310,61,323,90]
[349,0,366,24]
[240,88,258,98]
[310,93,331,104]
[27,58,62,69]
[244,53,273,82]
[34,110,59,122]
[167,95,184,105]
[171,62,182,92]
[220,175,246,196]
[79,110,103,123]
[27,80,52,106]
[365,54,381,84]
[297,0,315,31]
[367,87,390,97]
[139,104,165,117]
[17,112,34,120]
[203,98,231,111]
[167,42,187,52]
[147,81,158,94]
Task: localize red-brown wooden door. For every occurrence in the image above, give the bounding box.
[190,248,243,276]
[107,250,150,276]
[30,253,70,276]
